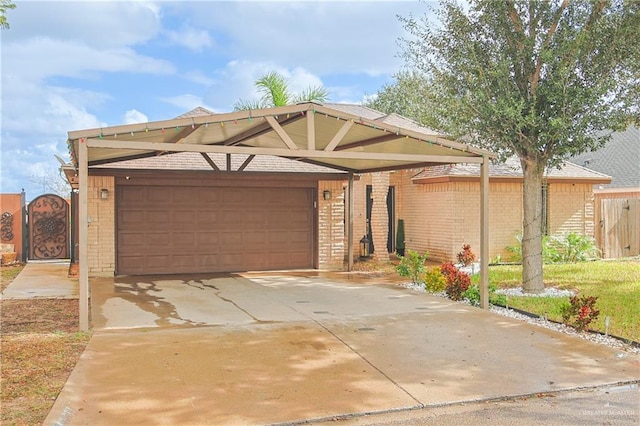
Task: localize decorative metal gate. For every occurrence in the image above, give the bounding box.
[28,194,69,260]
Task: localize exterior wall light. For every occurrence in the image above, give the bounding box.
[323,190,331,200]
[100,188,109,199]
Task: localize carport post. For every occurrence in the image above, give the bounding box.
[347,172,354,271]
[480,156,489,309]
[78,138,89,331]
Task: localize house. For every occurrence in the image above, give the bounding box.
[569,126,640,257]
[66,103,613,276]
[380,158,610,262]
[64,103,494,282]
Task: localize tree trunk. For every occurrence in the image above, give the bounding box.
[521,157,545,293]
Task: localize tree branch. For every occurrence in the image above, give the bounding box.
[530,0,570,95]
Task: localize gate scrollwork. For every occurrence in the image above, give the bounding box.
[29,194,69,259]
[1,211,14,241]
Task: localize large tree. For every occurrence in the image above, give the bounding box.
[396,0,639,292]
[234,71,328,111]
[0,0,16,29]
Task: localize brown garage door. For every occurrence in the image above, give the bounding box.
[117,185,314,275]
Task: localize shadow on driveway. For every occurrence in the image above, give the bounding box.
[45,272,640,425]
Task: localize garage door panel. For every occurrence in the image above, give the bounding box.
[147,211,170,225]
[197,232,219,245]
[119,210,145,228]
[117,185,314,275]
[119,232,144,247]
[147,187,167,203]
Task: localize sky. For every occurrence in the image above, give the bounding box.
[0,0,435,200]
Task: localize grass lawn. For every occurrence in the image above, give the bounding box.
[1,264,91,426]
[480,259,640,342]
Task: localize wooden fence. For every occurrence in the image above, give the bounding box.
[595,190,640,258]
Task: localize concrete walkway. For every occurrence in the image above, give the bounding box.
[1,260,77,299]
[43,272,639,425]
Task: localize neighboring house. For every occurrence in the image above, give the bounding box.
[67,104,611,276]
[570,126,640,258]
[571,126,640,189]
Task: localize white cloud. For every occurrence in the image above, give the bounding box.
[4,1,161,48]
[202,61,328,110]
[160,94,220,114]
[124,110,149,124]
[165,27,213,52]
[184,70,217,86]
[185,1,431,76]
[3,38,175,82]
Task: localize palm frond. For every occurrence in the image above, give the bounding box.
[233,98,266,111]
[255,71,291,107]
[293,85,329,104]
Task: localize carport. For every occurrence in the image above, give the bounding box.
[66,102,496,331]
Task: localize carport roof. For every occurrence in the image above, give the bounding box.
[67,102,496,174]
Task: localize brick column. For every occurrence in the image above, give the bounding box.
[371,172,390,262]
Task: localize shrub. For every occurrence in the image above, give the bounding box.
[463,282,501,307]
[456,244,477,266]
[549,233,600,263]
[396,219,406,256]
[505,232,599,264]
[396,250,428,285]
[440,262,471,301]
[561,295,600,332]
[423,266,447,293]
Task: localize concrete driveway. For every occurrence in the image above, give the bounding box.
[45,272,639,425]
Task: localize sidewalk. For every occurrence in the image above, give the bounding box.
[1,260,78,299]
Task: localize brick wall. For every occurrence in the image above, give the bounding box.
[318,180,345,270]
[393,170,598,262]
[370,173,390,261]
[548,183,596,237]
[348,175,370,260]
[88,176,115,276]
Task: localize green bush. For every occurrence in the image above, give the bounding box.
[396,219,405,256]
[505,232,599,264]
[423,266,447,293]
[463,282,501,307]
[548,233,600,263]
[396,250,429,285]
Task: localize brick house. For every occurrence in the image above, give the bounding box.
[66,103,494,285]
[352,157,611,264]
[72,106,611,276]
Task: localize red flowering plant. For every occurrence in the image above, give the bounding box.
[456,244,477,267]
[440,261,471,301]
[561,295,600,332]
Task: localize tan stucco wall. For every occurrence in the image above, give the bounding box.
[88,176,115,276]
[0,193,25,261]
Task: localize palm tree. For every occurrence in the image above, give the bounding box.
[234,71,328,111]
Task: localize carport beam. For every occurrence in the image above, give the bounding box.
[480,157,489,309]
[347,173,354,271]
[79,138,89,331]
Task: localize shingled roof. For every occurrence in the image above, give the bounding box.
[570,126,640,188]
[412,156,611,184]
